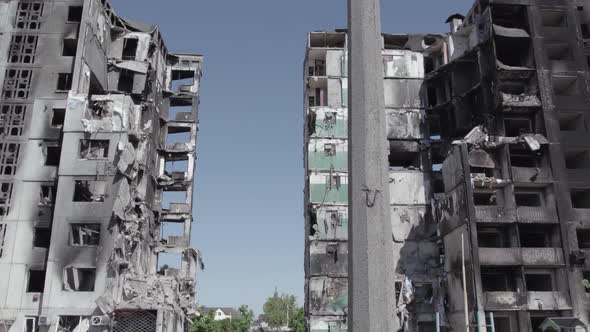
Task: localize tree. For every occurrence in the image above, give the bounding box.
[288,307,304,332]
[263,290,298,330]
[189,313,221,332]
[232,305,254,332]
[189,305,254,332]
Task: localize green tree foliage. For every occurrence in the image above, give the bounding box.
[263,290,298,329]
[288,307,305,332]
[189,305,254,332]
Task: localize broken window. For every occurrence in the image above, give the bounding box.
[492,4,529,31]
[477,226,510,248]
[67,6,83,23]
[73,181,105,202]
[326,174,341,190]
[481,266,517,291]
[0,224,6,258]
[495,36,533,68]
[525,273,554,291]
[541,10,568,27]
[44,144,61,166]
[69,224,100,246]
[584,271,590,293]
[504,117,534,137]
[27,269,46,292]
[0,104,26,136]
[51,108,65,127]
[16,2,44,30]
[577,229,590,249]
[0,182,14,216]
[58,316,89,332]
[474,192,497,206]
[324,143,336,157]
[520,224,556,248]
[24,317,38,332]
[308,209,317,236]
[56,73,73,91]
[515,191,542,207]
[62,38,77,57]
[389,151,421,169]
[309,60,326,76]
[2,69,32,99]
[33,227,50,248]
[79,139,109,159]
[122,38,138,60]
[509,146,539,168]
[9,35,38,63]
[39,185,56,206]
[118,70,134,93]
[0,143,19,176]
[63,267,96,291]
[571,189,590,209]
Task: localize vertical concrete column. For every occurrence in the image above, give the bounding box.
[347,0,397,330]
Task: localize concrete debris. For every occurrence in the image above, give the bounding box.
[453,125,488,145]
[501,92,542,107]
[493,24,530,38]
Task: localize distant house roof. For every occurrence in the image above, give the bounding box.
[445,13,466,23]
[201,307,241,318]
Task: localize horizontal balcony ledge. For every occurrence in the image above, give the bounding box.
[479,247,565,266]
[484,291,571,311]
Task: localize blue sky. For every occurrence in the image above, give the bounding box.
[114,0,474,315]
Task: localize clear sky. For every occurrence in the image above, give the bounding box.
[114,0,474,315]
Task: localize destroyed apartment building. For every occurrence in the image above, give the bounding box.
[0,0,203,331]
[304,0,590,331]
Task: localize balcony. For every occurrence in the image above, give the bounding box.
[516,207,558,223]
[511,167,552,185]
[484,291,571,311]
[479,248,565,266]
[475,206,516,223]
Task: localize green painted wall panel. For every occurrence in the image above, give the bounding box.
[308,151,347,171]
[310,184,348,204]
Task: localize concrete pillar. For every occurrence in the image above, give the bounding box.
[347,0,398,330]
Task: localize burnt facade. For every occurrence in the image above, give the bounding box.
[0,1,202,332]
[304,0,590,331]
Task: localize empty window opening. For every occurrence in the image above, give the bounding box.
[515,192,542,207]
[571,189,590,209]
[309,60,326,76]
[577,229,590,248]
[566,152,590,169]
[383,35,409,50]
[499,80,528,95]
[27,269,46,292]
[117,70,134,93]
[165,160,189,174]
[546,43,573,61]
[24,317,38,332]
[489,316,511,332]
[417,322,436,332]
[308,209,317,237]
[427,86,438,107]
[471,167,495,177]
[62,38,77,57]
[67,6,83,22]
[45,144,61,166]
[309,32,346,48]
[51,108,65,127]
[58,316,89,332]
[326,174,342,190]
[424,56,435,74]
[582,24,590,39]
[73,180,106,202]
[492,5,529,31]
[166,132,190,146]
[474,192,497,206]
[0,143,19,176]
[477,226,510,248]
[0,104,26,136]
[520,225,556,247]
[433,177,445,194]
[481,267,517,291]
[157,253,182,275]
[161,191,187,209]
[9,35,38,63]
[160,222,185,245]
[2,69,32,99]
[525,273,553,291]
[495,37,533,68]
[70,224,100,246]
[553,76,581,96]
[56,73,72,91]
[79,139,109,159]
[0,182,14,216]
[16,2,44,30]
[504,117,533,137]
[584,272,590,293]
[122,38,138,60]
[510,146,539,168]
[33,227,50,248]
[0,224,6,258]
[170,77,194,93]
[541,10,568,27]
[389,151,421,169]
[63,267,96,291]
[39,185,56,206]
[168,105,192,121]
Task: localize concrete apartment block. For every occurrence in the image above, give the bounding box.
[0,1,202,331]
